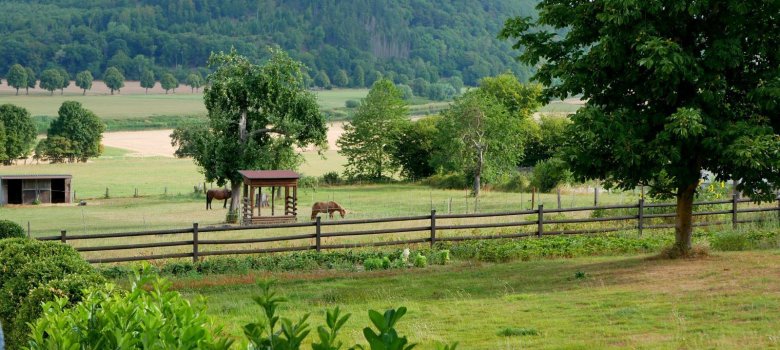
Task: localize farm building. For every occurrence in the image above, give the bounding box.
[0,175,72,205]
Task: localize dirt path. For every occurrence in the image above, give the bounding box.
[102,122,348,157]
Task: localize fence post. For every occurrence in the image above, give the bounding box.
[105,187,109,199]
[637,198,644,236]
[315,216,322,252]
[430,209,437,247]
[732,194,738,229]
[537,204,544,238]
[594,186,599,206]
[27,221,31,238]
[60,230,66,244]
[776,193,779,226]
[192,223,199,263]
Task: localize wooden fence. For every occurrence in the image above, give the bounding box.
[38,195,780,264]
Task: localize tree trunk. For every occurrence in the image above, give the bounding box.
[82,89,86,96]
[229,181,242,217]
[110,89,114,95]
[145,88,148,94]
[473,150,483,197]
[674,183,697,254]
[15,88,19,95]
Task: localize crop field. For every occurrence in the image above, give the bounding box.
[174,250,780,349]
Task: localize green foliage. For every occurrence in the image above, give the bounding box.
[187,72,204,92]
[521,115,572,167]
[338,79,409,180]
[344,100,360,109]
[74,70,93,95]
[0,104,36,164]
[363,258,385,271]
[24,67,35,93]
[0,238,102,349]
[422,173,469,190]
[35,136,74,163]
[530,157,572,192]
[45,101,105,162]
[312,308,351,350]
[103,67,125,94]
[428,250,450,265]
[28,266,233,350]
[396,84,413,101]
[391,117,439,180]
[56,68,71,93]
[357,307,416,350]
[140,69,156,92]
[501,0,780,250]
[161,72,180,93]
[173,49,327,214]
[243,280,311,350]
[322,171,342,186]
[6,64,27,95]
[413,254,427,268]
[434,80,535,195]
[0,120,6,161]
[315,70,332,89]
[334,70,350,88]
[38,69,63,95]
[0,220,24,239]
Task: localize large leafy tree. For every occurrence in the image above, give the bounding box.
[186,72,203,93]
[0,121,7,162]
[57,68,70,95]
[501,0,780,253]
[140,70,156,93]
[161,73,179,94]
[172,49,327,218]
[6,64,27,95]
[39,69,63,95]
[337,79,409,180]
[0,104,36,164]
[47,101,105,162]
[75,70,93,95]
[435,90,527,196]
[391,116,441,180]
[103,67,125,95]
[24,67,36,95]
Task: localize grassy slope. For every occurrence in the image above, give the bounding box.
[178,251,780,349]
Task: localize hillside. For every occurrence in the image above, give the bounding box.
[0,0,537,86]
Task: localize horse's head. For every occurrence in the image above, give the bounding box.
[339,209,346,218]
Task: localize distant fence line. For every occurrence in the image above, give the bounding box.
[37,195,780,264]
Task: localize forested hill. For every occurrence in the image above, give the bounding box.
[0,0,537,87]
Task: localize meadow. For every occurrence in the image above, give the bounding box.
[174,250,780,349]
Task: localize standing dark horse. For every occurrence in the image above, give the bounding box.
[206,189,231,210]
[311,201,346,220]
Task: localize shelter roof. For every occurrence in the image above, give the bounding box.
[0,174,72,180]
[239,170,300,181]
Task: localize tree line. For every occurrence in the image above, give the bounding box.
[4,64,204,95]
[0,0,536,91]
[0,102,105,165]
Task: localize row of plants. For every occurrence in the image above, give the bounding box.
[98,248,451,280]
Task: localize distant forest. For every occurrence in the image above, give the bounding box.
[0,0,538,87]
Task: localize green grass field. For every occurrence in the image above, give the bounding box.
[175,250,780,349]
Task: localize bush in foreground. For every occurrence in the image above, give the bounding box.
[0,220,24,240]
[0,238,103,349]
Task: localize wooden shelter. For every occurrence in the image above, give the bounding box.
[0,174,72,205]
[239,170,299,225]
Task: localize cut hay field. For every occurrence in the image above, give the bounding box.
[177,250,780,349]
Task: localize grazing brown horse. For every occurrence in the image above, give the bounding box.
[206,189,231,210]
[311,201,346,220]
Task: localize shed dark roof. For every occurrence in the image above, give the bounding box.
[0,174,72,180]
[239,170,300,180]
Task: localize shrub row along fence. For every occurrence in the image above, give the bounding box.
[38,195,780,264]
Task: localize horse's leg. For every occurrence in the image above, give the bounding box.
[311,210,317,221]
[223,198,227,209]
[206,196,211,210]
[329,210,334,219]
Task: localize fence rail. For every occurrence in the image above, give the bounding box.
[37,195,780,264]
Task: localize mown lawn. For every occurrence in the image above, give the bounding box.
[177,250,780,349]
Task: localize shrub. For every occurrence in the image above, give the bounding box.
[530,157,572,192]
[428,250,450,265]
[423,173,469,190]
[0,220,24,240]
[413,254,428,268]
[495,172,530,193]
[364,258,385,271]
[497,327,539,337]
[28,267,233,349]
[0,238,102,349]
[322,171,342,186]
[345,99,360,108]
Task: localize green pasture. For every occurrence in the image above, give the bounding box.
[0,93,207,119]
[179,250,780,349]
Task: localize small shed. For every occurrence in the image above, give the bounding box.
[239,170,299,225]
[0,174,72,205]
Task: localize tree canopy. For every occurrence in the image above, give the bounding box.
[39,69,63,95]
[6,64,27,95]
[501,0,780,253]
[172,49,327,219]
[186,72,203,93]
[337,79,409,180]
[140,70,156,93]
[75,70,93,95]
[45,101,105,162]
[103,67,125,94]
[160,73,179,94]
[0,104,36,164]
